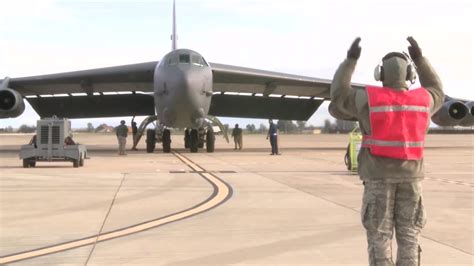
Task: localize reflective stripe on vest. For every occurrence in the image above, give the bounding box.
[370,105,430,113]
[363,86,430,160]
[361,138,424,147]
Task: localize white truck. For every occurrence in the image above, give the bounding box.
[20,117,87,168]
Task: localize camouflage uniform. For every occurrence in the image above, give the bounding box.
[362,182,426,265]
[115,123,128,155]
[232,126,243,150]
[329,38,443,265]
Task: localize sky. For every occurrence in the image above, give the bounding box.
[1,0,472,129]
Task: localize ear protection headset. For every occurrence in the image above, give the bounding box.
[374,52,416,84]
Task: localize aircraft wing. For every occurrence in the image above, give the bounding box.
[209,63,364,120]
[6,62,158,118]
[5,60,368,121]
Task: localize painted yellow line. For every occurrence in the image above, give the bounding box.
[173,152,205,172]
[0,152,232,264]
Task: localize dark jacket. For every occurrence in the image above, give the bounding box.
[115,124,129,138]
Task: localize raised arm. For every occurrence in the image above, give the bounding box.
[328,38,361,120]
[407,36,444,114]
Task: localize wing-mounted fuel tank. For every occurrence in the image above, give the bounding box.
[0,77,26,118]
[431,96,471,127]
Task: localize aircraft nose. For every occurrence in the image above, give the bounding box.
[166,68,191,103]
[169,68,205,122]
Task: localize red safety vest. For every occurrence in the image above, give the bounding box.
[362,86,431,160]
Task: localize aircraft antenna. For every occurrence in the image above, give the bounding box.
[171,0,177,50]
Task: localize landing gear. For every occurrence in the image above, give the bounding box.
[79,154,85,167]
[146,129,156,153]
[190,129,199,153]
[206,127,215,153]
[198,127,205,148]
[162,129,171,153]
[131,115,157,150]
[23,159,36,168]
[187,127,215,153]
[146,126,172,153]
[184,129,190,148]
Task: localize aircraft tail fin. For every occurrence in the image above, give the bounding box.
[171,0,177,50]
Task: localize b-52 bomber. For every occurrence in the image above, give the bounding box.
[1,1,472,153]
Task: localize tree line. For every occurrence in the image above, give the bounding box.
[5,120,470,135]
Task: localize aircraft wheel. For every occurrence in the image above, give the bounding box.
[73,159,79,168]
[146,129,156,153]
[190,129,198,153]
[29,160,36,167]
[206,128,215,153]
[23,159,30,168]
[184,129,190,148]
[162,129,171,153]
[79,154,85,167]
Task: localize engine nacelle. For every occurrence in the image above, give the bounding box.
[459,101,473,127]
[431,100,468,126]
[0,88,26,118]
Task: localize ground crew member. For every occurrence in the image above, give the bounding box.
[266,119,280,155]
[131,116,138,150]
[29,135,37,148]
[231,124,243,150]
[329,37,444,265]
[115,120,129,155]
[64,134,76,145]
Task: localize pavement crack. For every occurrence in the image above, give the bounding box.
[84,173,127,265]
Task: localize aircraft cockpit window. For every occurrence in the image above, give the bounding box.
[191,54,205,66]
[167,55,178,65]
[201,57,209,67]
[179,54,190,64]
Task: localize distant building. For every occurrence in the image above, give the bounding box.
[95,124,115,133]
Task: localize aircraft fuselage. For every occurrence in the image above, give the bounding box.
[154,49,213,129]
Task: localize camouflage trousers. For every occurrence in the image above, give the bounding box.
[234,135,243,150]
[361,181,426,266]
[117,136,127,155]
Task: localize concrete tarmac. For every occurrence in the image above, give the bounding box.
[0,133,472,265]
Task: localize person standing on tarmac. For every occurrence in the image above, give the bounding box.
[231,124,243,150]
[115,120,129,155]
[329,37,444,266]
[266,119,280,155]
[131,116,138,150]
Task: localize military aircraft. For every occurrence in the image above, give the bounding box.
[1,1,472,153]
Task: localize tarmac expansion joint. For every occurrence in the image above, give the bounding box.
[0,152,233,265]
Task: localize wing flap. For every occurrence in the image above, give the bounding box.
[208,94,324,120]
[26,93,155,118]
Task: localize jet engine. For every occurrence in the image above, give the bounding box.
[0,88,25,118]
[459,101,473,127]
[431,99,468,126]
